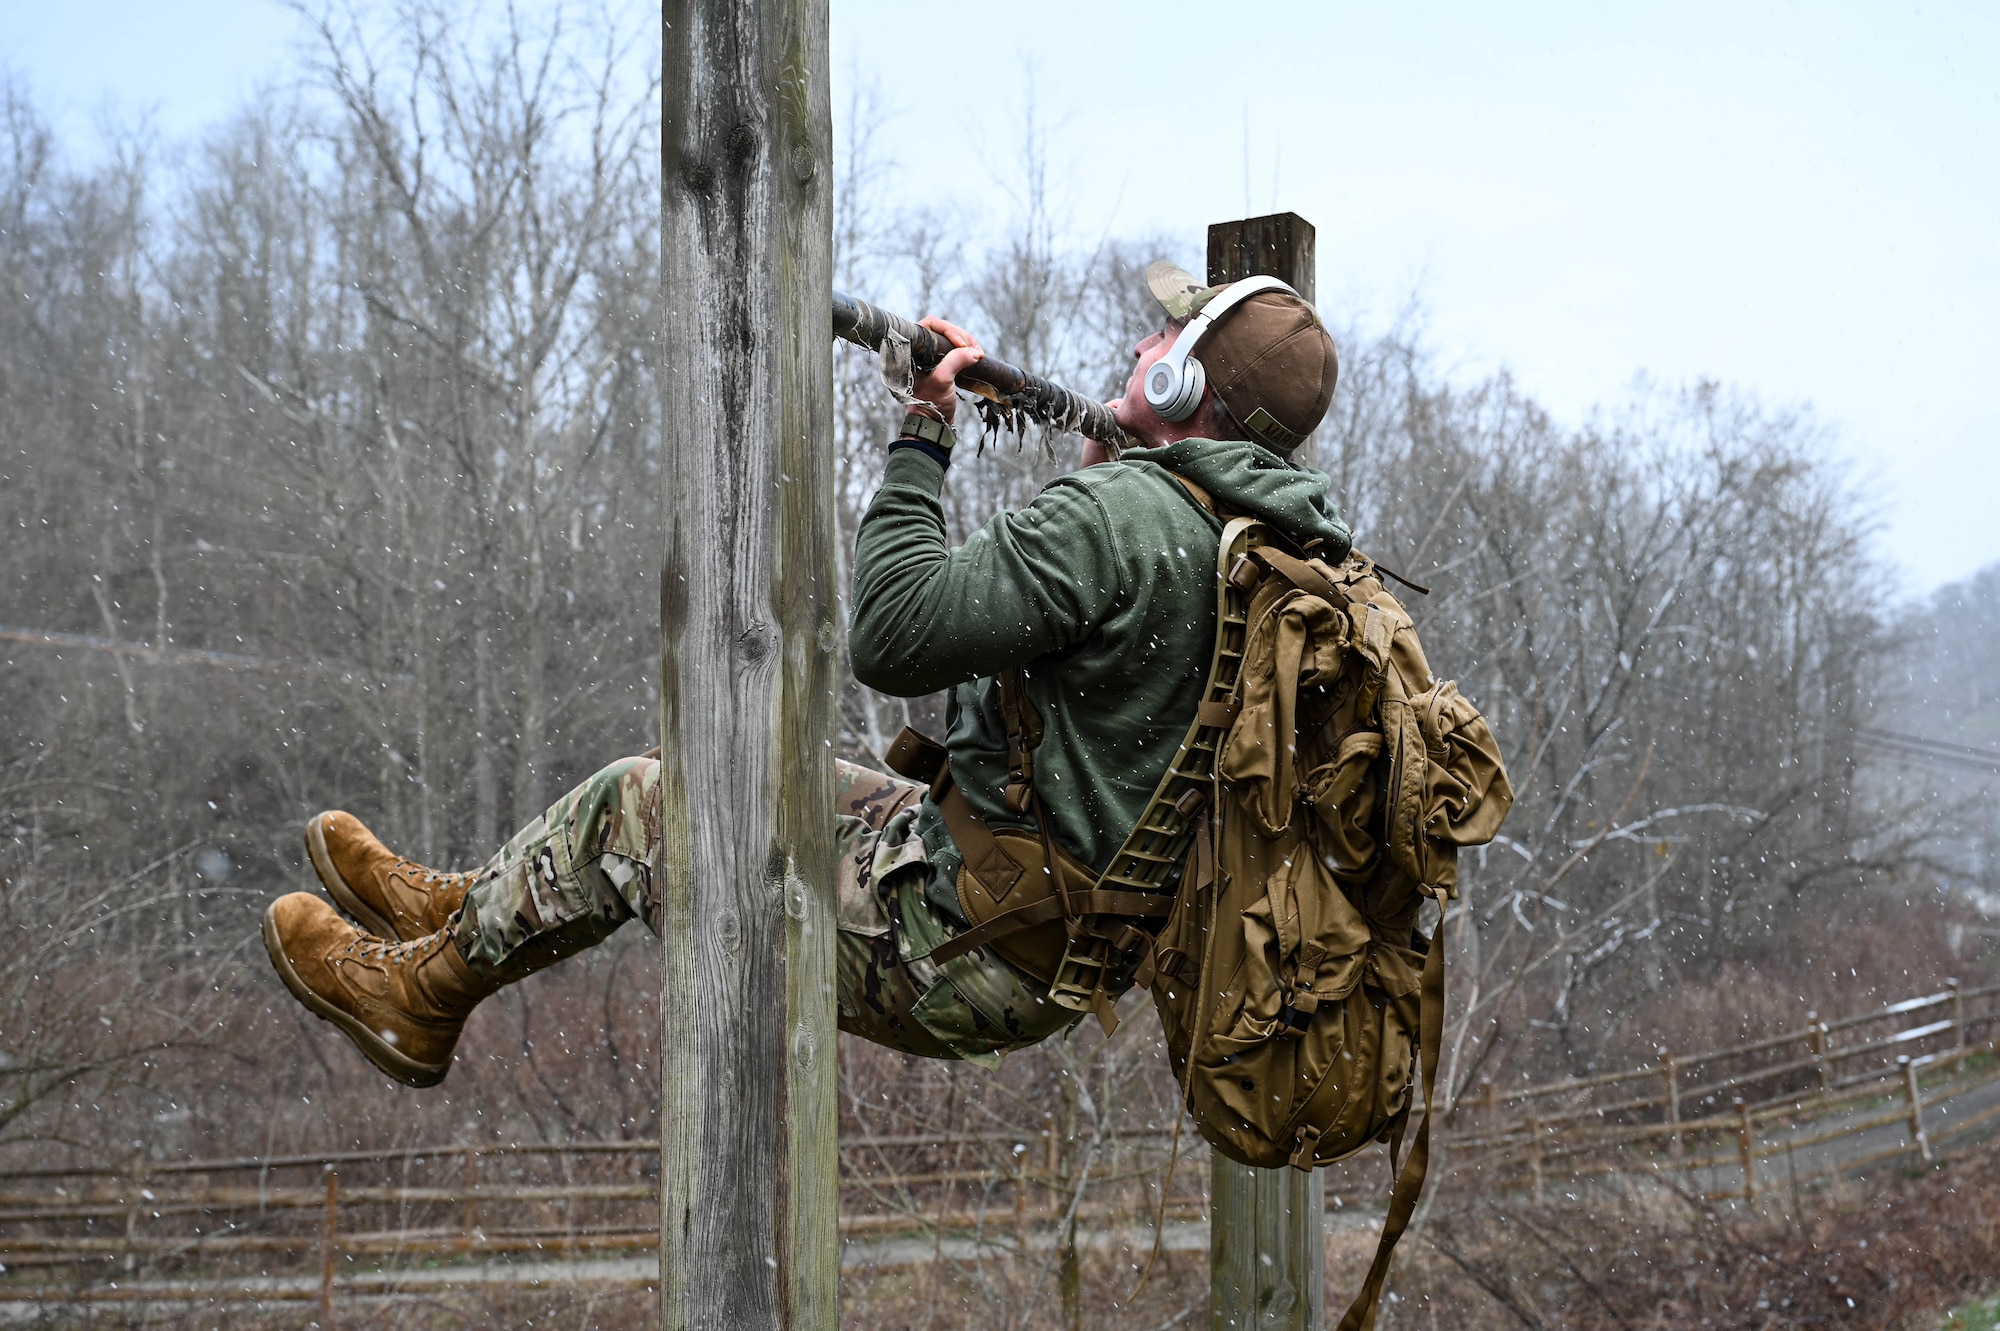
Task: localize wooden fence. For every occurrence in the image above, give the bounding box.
[1446,977,2000,1202]
[3,979,1998,1307]
[0,1123,1213,1309]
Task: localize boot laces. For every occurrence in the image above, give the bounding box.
[393,858,470,890]
[383,933,441,966]
[343,927,442,968]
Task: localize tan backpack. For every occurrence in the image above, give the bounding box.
[1140,507,1512,1328]
[883,485,1511,1329]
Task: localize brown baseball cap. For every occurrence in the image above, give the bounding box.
[1145,261,1338,452]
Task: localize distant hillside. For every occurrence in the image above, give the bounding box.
[1899,563,2000,746]
[1882,562,2000,920]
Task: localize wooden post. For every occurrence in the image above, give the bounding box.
[658,3,837,1328]
[1212,1163,1327,1331]
[1059,1071,1081,1331]
[1949,978,1967,1073]
[320,1168,338,1326]
[1206,211,1327,1331]
[1660,1050,1682,1163]
[121,1148,145,1274]
[461,1143,477,1239]
[1526,1111,1544,1206]
[1043,1124,1060,1227]
[1207,214,1316,326]
[1808,1015,1832,1093]
[1736,1104,1757,1203]
[1014,1152,1032,1259]
[1901,1056,1933,1165]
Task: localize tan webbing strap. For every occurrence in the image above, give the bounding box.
[936,783,1030,901]
[930,889,1172,966]
[1033,802,1077,932]
[997,670,1044,815]
[1191,815,1214,895]
[1367,557,1432,598]
[928,896,1066,965]
[1165,471,1218,516]
[1334,891,1449,1331]
[1252,544,1346,609]
[998,670,1045,750]
[1066,890,1174,916]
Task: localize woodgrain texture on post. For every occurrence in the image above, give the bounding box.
[1206,212,1324,1331]
[1211,1162,1326,1330]
[1208,213,1317,309]
[658,2,836,1328]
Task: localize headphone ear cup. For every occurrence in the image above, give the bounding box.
[1145,353,1204,422]
[1143,355,1183,416]
[1162,355,1205,422]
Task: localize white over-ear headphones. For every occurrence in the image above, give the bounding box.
[1142,274,1298,422]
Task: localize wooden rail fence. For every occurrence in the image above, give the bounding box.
[1447,978,2000,1202]
[0,1123,1212,1307]
[2,979,1997,1306]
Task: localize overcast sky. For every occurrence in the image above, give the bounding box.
[5,1,1994,589]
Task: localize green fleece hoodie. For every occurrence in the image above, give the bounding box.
[849,437,1351,920]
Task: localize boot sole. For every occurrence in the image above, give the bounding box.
[305,814,404,943]
[261,903,450,1089]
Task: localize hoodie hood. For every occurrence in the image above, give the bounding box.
[1119,437,1352,561]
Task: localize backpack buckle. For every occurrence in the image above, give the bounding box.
[1288,1125,1321,1172]
[1277,947,1325,1035]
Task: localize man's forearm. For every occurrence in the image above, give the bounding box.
[848,449,968,695]
[847,451,1118,698]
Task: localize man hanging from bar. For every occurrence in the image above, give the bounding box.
[259,263,1348,1086]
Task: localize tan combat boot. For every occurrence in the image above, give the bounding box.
[306,811,476,943]
[262,893,499,1088]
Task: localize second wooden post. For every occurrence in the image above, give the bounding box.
[1206,211,1327,1331]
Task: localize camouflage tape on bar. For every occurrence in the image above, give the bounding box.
[833,290,1135,452]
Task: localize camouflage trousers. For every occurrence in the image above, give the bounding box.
[450,756,1079,1063]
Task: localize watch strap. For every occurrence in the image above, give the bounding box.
[898,411,956,452]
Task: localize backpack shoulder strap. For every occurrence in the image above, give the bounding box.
[995,669,1045,815]
[1045,513,1265,1014]
[1163,469,1218,516]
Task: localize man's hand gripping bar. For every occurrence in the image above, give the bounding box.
[833,291,1135,454]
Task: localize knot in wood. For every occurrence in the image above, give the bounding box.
[715,907,742,955]
[726,122,757,159]
[679,161,714,195]
[736,619,776,664]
